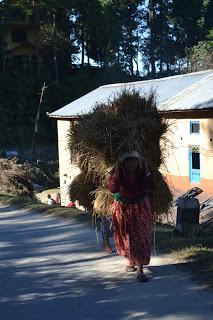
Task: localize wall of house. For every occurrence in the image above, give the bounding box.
[163,118,213,195]
[57,120,80,206]
[8,44,37,56]
[6,26,38,51]
[57,116,213,207]
[2,23,41,68]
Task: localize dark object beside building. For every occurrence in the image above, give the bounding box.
[175,187,202,235]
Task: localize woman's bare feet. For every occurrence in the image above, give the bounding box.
[103,244,113,254]
[137,265,149,282]
[125,258,137,272]
[126,266,137,272]
[103,236,113,254]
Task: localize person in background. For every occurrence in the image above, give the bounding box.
[55,192,61,205]
[99,215,113,254]
[108,151,154,282]
[47,194,55,205]
[66,195,76,208]
[93,176,114,254]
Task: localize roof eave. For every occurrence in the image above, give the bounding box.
[47,112,79,120]
[160,108,213,119]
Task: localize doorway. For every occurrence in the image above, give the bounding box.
[189,146,200,183]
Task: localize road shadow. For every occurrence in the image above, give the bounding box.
[0,206,212,320]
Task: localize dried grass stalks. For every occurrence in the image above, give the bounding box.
[0,158,41,197]
[68,90,173,216]
[69,172,94,210]
[68,90,168,170]
[92,188,114,215]
[152,172,173,216]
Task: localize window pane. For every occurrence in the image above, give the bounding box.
[12,31,27,43]
[190,121,200,134]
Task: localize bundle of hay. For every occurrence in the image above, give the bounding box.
[92,187,114,215]
[152,171,173,216]
[0,158,41,197]
[68,90,173,216]
[69,172,95,211]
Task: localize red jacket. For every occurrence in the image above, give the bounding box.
[108,166,154,199]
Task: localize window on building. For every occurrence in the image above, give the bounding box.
[12,30,27,43]
[190,121,200,134]
[192,151,200,169]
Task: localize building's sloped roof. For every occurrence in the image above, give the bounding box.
[49,70,213,118]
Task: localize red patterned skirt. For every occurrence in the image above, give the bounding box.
[112,199,153,266]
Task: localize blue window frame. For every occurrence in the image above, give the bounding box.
[189,146,200,183]
[190,121,200,134]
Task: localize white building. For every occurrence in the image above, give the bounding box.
[48,70,213,205]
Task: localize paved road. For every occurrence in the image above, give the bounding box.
[0,205,212,320]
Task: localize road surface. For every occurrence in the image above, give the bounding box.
[0,205,212,320]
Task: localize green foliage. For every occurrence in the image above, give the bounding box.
[187,39,213,71]
[0,66,141,151]
[1,0,212,77]
[0,0,213,151]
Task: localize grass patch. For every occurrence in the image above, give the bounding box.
[155,223,213,288]
[175,246,213,289]
[0,193,91,224]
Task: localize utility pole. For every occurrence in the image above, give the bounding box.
[30,82,46,161]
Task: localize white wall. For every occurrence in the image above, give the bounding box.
[57,120,80,206]
[57,117,213,203]
[163,118,213,181]
[200,119,213,181]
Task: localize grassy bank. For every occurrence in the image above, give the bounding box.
[0,193,212,288]
[155,223,213,288]
[0,193,91,224]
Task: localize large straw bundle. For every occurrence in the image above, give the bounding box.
[68,90,168,170]
[68,90,173,216]
[69,172,94,211]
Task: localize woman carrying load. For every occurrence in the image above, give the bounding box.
[108,151,154,282]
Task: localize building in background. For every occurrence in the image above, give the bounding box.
[0,1,42,73]
[0,0,69,77]
[48,70,213,205]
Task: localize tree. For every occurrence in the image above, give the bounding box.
[187,28,213,71]
[116,0,141,75]
[0,0,78,77]
[172,0,213,67]
[141,0,175,77]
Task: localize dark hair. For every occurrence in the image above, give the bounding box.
[124,157,139,161]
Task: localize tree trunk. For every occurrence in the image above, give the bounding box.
[148,0,156,78]
[53,12,59,82]
[81,38,85,66]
